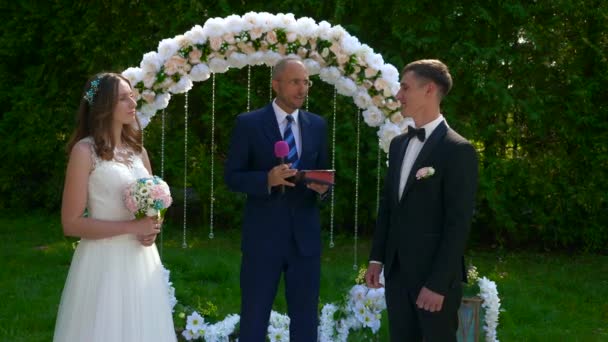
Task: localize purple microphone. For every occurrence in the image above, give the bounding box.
[274,141,290,194]
[274,140,289,163]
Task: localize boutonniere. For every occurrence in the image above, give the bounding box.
[416,166,435,180]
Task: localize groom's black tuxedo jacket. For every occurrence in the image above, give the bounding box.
[370,121,478,296]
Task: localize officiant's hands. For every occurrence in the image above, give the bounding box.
[268,163,297,187]
[307,182,329,194]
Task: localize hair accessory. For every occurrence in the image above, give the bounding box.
[83,78,101,104]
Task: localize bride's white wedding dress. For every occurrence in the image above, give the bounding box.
[54,137,176,342]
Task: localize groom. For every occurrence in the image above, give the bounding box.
[365,59,478,341]
[224,57,329,341]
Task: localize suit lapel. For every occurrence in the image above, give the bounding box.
[298,110,312,167]
[399,121,447,202]
[262,104,282,145]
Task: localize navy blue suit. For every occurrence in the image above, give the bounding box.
[225,103,328,341]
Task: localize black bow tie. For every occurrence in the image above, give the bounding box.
[407,125,426,142]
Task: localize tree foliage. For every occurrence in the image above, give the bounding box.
[1,0,606,251]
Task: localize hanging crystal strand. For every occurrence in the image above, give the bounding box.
[353,108,361,270]
[182,92,189,249]
[329,87,337,248]
[209,74,216,240]
[247,65,251,112]
[376,139,382,216]
[269,66,273,101]
[159,109,166,258]
[305,90,309,111]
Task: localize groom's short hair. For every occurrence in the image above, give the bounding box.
[403,59,453,100]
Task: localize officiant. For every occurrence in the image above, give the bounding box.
[224,57,330,341]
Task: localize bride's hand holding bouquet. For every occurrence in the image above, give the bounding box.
[123,176,173,246]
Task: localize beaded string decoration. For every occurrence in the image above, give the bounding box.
[209,74,216,240]
[329,87,337,249]
[158,109,166,258]
[353,107,361,270]
[182,92,189,249]
[269,66,273,101]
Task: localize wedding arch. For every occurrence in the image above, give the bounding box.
[122,12,408,151]
[121,12,412,254]
[121,12,500,341]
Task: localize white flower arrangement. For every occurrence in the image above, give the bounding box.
[478,276,501,342]
[167,264,500,341]
[122,12,405,151]
[466,265,501,342]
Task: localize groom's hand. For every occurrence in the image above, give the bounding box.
[416,286,444,312]
[365,262,384,288]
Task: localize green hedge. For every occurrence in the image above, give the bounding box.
[1,1,606,251]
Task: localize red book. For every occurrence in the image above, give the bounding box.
[298,169,335,186]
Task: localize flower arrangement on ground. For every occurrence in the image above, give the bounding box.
[464,265,501,342]
[170,266,387,341]
[318,266,386,341]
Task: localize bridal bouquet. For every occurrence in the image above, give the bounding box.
[123,176,173,218]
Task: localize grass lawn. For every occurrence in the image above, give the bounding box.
[0,211,606,341]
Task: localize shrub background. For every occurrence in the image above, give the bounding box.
[1,0,606,251]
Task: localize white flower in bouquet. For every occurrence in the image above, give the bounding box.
[123,176,172,219]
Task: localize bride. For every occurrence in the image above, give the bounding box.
[53,72,176,341]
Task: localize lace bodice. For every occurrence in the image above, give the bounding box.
[80,137,150,221]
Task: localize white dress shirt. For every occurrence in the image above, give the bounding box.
[398,115,445,200]
[273,99,301,158]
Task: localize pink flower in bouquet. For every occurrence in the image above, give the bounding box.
[123,176,173,218]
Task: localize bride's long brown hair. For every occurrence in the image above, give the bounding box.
[66,72,142,159]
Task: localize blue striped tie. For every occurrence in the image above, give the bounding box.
[284,115,299,168]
